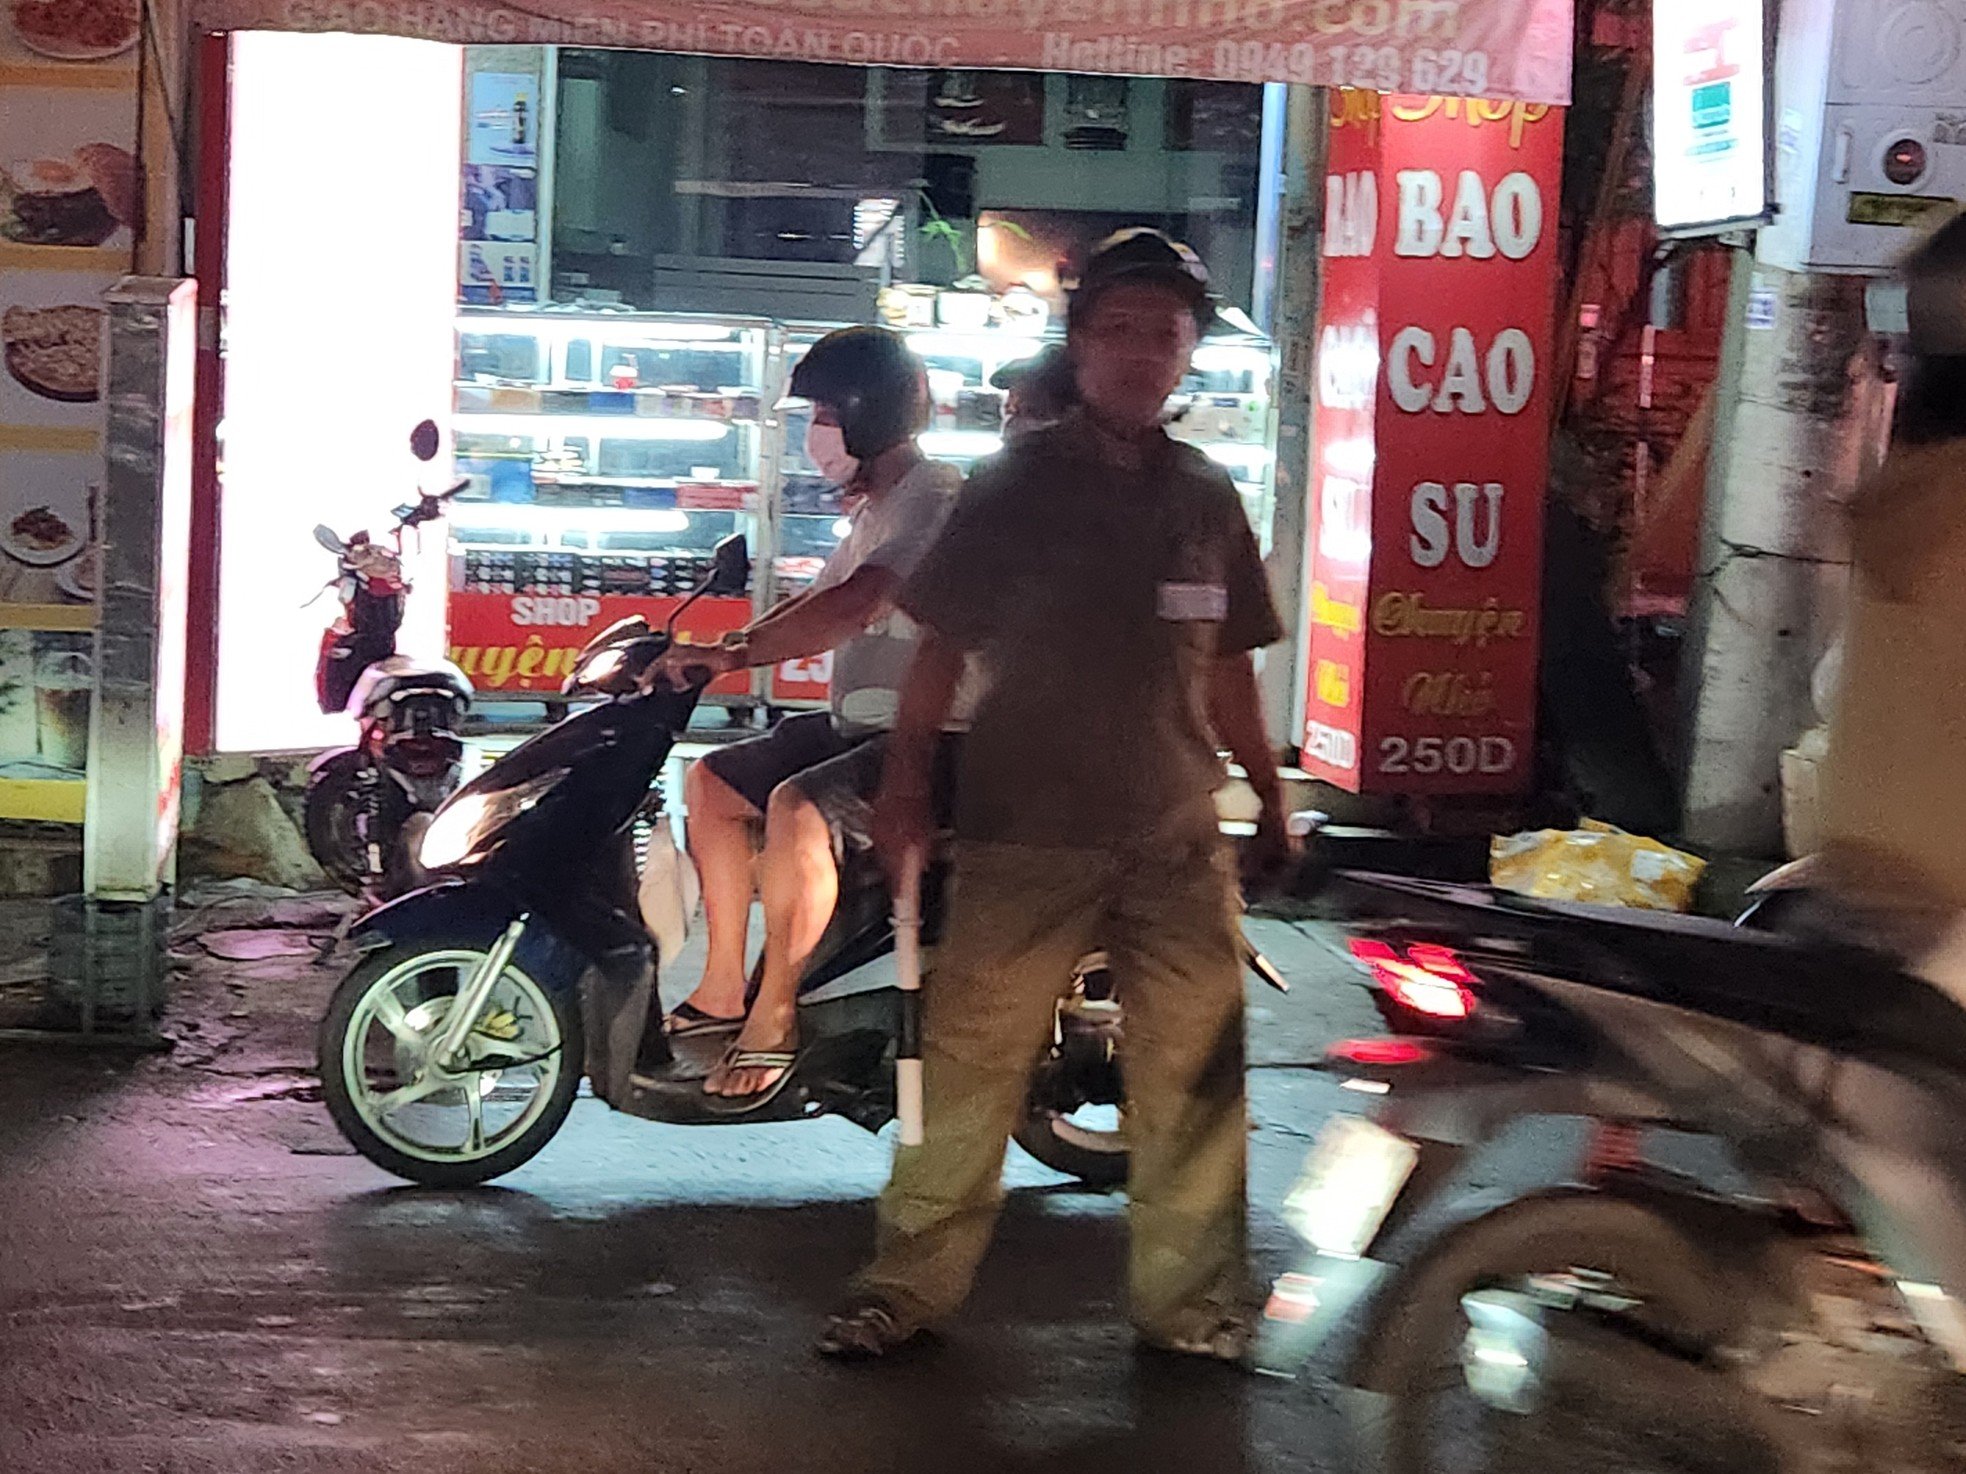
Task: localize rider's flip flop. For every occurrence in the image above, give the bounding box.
[663,1000,744,1038]
[704,1045,799,1103]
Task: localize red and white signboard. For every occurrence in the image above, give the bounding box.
[769,651,833,706]
[1301,90,1563,794]
[448,590,752,695]
[192,0,1574,103]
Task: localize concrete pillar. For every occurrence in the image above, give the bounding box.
[1680,258,1890,853]
[1258,84,1326,748]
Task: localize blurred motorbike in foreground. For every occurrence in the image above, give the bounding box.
[1261,871,1966,1474]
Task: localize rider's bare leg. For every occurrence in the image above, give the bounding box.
[707,778,836,1096]
[677,761,758,1023]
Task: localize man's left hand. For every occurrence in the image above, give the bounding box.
[640,642,740,693]
[1242,799,1298,892]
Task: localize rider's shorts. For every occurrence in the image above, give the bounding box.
[697,711,958,861]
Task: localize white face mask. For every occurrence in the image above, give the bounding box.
[805,421,860,486]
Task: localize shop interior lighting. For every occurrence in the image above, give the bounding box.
[1191,343,1275,373]
[453,505,696,535]
[908,332,1043,365]
[216,32,461,752]
[457,312,746,346]
[918,430,1005,459]
[454,414,734,442]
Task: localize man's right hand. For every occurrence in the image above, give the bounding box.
[871,765,933,892]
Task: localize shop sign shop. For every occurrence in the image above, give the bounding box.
[447,587,750,694]
[191,0,1575,103]
[1301,88,1562,794]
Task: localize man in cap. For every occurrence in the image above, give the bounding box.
[820,230,1290,1361]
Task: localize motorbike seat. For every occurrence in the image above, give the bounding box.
[1340,873,1966,1076]
[346,655,475,717]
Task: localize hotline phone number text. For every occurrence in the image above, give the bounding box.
[1209,44,1492,91]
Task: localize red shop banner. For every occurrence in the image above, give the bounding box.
[447,590,753,695]
[192,0,1572,102]
[1301,89,1563,795]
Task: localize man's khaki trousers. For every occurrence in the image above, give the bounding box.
[854,837,1250,1342]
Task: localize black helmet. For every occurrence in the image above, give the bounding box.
[1892,213,1966,444]
[1904,212,1966,356]
[787,326,928,460]
[1067,228,1212,333]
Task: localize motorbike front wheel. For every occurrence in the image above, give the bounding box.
[319,938,583,1188]
[1348,1192,1752,1474]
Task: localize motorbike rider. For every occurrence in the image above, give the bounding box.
[819,230,1291,1360]
[1819,212,1966,988]
[647,327,962,1099]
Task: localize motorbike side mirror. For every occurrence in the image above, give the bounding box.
[408,419,441,462]
[706,534,749,597]
[313,524,346,555]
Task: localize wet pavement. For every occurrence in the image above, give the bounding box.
[0,891,1382,1474]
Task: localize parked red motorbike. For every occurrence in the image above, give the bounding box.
[304,419,474,895]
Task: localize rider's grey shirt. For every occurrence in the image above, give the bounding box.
[809,457,963,735]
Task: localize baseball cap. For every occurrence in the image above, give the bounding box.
[1068,228,1213,330]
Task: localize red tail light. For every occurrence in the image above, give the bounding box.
[1328,1036,1433,1067]
[1348,938,1477,1020]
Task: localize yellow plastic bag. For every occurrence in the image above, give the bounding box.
[1489,819,1707,912]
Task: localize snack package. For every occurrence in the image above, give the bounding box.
[1489,819,1707,912]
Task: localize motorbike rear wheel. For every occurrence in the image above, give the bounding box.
[1012,963,1127,1191]
[319,937,583,1188]
[304,751,409,895]
[1013,1100,1128,1190]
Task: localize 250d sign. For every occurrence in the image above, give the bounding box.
[1300,91,1563,795]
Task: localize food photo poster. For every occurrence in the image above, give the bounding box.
[0,0,130,806]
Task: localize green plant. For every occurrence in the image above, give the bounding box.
[915,189,1030,280]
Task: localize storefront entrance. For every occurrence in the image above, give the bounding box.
[189,36,1286,752]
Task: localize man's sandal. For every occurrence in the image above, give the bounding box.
[662,1001,744,1038]
[815,1301,929,1361]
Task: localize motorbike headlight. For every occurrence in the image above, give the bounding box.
[574,645,626,686]
[419,767,568,871]
[1282,1116,1419,1258]
[565,643,631,696]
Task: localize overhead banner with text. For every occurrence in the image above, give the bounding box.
[191,0,1573,101]
[1301,89,1563,795]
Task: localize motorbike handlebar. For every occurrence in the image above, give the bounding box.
[389,481,470,533]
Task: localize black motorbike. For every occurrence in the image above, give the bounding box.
[304,419,474,896]
[1258,873,1966,1474]
[317,534,1289,1190]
